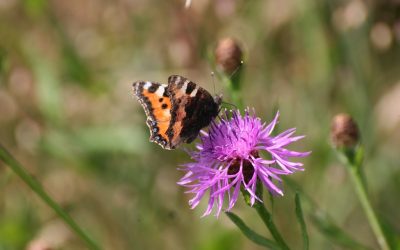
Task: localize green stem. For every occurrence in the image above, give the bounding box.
[219,70,244,110]
[347,165,390,250]
[0,144,101,250]
[254,201,290,250]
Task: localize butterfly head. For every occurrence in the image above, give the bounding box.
[214,94,223,107]
[212,94,223,118]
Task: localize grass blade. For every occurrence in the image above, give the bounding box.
[0,144,101,250]
[295,193,309,250]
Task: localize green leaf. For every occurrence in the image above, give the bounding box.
[295,193,309,250]
[225,212,279,249]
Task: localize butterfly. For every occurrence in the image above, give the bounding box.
[132,75,222,150]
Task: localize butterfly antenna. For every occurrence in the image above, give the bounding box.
[211,71,216,95]
[228,60,244,79]
[221,101,238,110]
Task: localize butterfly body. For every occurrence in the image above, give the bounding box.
[133,75,221,149]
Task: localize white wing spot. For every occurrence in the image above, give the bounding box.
[143,81,152,89]
[181,80,189,93]
[190,87,198,97]
[155,85,165,97]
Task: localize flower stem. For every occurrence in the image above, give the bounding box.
[0,144,101,250]
[225,211,280,249]
[347,165,390,250]
[226,74,243,110]
[254,201,291,250]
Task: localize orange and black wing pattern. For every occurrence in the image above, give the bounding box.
[132,75,221,150]
[132,81,173,149]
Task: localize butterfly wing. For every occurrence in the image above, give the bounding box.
[166,75,220,148]
[132,81,174,149]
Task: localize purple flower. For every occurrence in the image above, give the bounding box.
[178,109,310,216]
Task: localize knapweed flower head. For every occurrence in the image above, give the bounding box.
[331,113,360,148]
[215,37,243,75]
[178,109,310,216]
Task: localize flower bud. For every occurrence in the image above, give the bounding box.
[215,38,243,75]
[331,113,360,148]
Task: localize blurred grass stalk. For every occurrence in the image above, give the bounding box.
[284,177,370,250]
[0,144,101,250]
[294,193,309,250]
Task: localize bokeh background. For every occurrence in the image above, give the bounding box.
[0,0,399,249]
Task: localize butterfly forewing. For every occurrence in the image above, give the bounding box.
[132,81,173,149]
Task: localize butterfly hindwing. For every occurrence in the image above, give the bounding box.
[132,81,172,149]
[166,75,220,148]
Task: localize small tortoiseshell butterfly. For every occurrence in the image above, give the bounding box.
[132,75,222,149]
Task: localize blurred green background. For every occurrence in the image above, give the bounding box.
[0,0,399,249]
